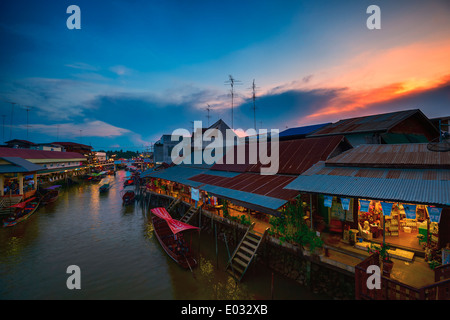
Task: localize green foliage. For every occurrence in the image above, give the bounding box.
[269,199,324,253]
[221,201,251,226]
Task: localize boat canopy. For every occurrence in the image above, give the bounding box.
[9,197,37,208]
[150,207,199,234]
[45,185,61,190]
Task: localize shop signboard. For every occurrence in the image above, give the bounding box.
[324,195,333,208]
[331,201,345,221]
[380,202,393,216]
[359,200,370,213]
[428,206,442,223]
[191,188,200,201]
[341,198,350,211]
[403,204,416,219]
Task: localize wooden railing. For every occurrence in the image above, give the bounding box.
[435,263,450,282]
[355,254,450,300]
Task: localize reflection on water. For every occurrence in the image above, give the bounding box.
[0,170,326,300]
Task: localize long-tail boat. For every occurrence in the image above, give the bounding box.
[121,186,135,205]
[2,197,40,227]
[150,207,199,270]
[40,185,61,205]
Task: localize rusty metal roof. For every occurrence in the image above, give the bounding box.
[309,109,436,137]
[285,161,450,206]
[326,143,450,169]
[210,135,350,175]
[189,172,299,200]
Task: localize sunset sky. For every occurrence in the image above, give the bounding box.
[0,0,449,151]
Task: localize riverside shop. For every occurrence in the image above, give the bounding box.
[355,199,441,252]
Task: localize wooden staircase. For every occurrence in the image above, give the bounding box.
[226,223,269,282]
[166,197,181,214]
[180,205,201,224]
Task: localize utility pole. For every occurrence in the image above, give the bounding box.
[249,79,259,130]
[24,106,31,140]
[2,115,5,144]
[225,75,241,130]
[9,101,16,140]
[206,104,212,127]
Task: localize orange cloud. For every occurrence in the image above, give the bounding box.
[297,38,450,123]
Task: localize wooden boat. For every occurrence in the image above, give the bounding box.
[123,178,134,187]
[40,185,60,205]
[99,183,111,193]
[150,207,199,269]
[2,197,40,227]
[122,186,135,205]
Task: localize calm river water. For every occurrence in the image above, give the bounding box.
[0,170,327,300]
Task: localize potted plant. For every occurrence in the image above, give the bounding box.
[368,243,394,277]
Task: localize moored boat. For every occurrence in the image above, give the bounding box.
[2,197,40,227]
[40,185,61,205]
[150,207,199,269]
[99,183,111,193]
[121,186,135,205]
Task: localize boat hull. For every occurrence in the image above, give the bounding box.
[2,200,40,227]
[151,215,197,269]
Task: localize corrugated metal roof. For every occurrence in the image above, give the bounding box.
[146,165,207,187]
[279,123,331,138]
[202,184,288,212]
[309,109,427,136]
[285,162,450,206]
[0,157,45,173]
[0,147,86,160]
[210,135,349,175]
[189,172,299,200]
[326,143,450,168]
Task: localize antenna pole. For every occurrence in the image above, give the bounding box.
[24,106,31,140]
[9,102,16,140]
[206,104,212,127]
[225,75,241,130]
[250,79,260,130]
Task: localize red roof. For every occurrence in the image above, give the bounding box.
[0,147,87,160]
[211,135,349,175]
[189,173,299,200]
[325,143,450,169]
[309,109,438,137]
[52,142,92,149]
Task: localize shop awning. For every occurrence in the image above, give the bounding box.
[201,184,288,215]
[144,165,240,187]
[0,157,45,174]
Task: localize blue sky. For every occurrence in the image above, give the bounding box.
[0,0,449,151]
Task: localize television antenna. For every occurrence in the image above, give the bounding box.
[224,75,241,130]
[23,106,32,140]
[8,101,16,140]
[248,79,260,130]
[206,104,212,127]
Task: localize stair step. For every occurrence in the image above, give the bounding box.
[228,263,244,275]
[242,241,258,250]
[246,233,261,242]
[233,257,249,269]
[240,246,256,255]
[236,251,252,262]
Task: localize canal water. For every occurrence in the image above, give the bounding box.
[0,170,327,300]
